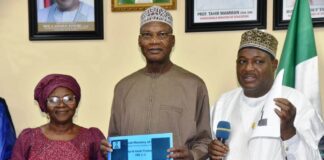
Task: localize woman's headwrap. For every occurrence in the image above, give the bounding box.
[34,74,81,112]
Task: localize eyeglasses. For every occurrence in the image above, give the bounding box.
[47,95,76,107]
[140,32,173,41]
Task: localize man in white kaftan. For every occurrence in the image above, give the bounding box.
[211,86,324,159]
[208,29,324,160]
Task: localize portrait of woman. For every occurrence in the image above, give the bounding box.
[10,74,105,160]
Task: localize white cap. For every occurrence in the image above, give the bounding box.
[140,5,173,27]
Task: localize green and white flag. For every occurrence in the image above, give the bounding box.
[276,0,322,115]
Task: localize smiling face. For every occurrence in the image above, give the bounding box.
[138,21,175,65]
[236,48,278,97]
[46,87,77,124]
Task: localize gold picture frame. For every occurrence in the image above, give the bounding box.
[112,0,176,12]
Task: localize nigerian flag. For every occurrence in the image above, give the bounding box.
[276,0,322,114]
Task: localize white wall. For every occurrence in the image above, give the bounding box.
[0,0,323,136]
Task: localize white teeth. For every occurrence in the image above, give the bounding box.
[55,110,68,114]
[245,76,255,78]
[244,76,256,81]
[149,49,161,54]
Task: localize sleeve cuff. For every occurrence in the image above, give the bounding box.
[282,133,300,158]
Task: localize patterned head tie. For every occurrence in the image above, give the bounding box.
[34,74,81,112]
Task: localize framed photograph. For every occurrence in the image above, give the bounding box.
[111,0,176,12]
[273,0,324,30]
[185,0,267,32]
[28,0,104,40]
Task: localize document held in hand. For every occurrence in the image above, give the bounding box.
[108,133,173,160]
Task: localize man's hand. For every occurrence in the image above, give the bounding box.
[208,139,229,160]
[274,98,297,140]
[167,146,193,160]
[100,139,112,158]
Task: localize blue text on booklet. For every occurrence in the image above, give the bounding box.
[108,133,173,160]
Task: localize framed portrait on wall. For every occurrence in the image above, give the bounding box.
[28,0,104,40]
[185,0,267,32]
[111,0,176,12]
[273,0,324,30]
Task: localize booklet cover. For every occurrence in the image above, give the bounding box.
[108,133,173,160]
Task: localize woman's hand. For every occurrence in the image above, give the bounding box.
[100,139,112,158]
